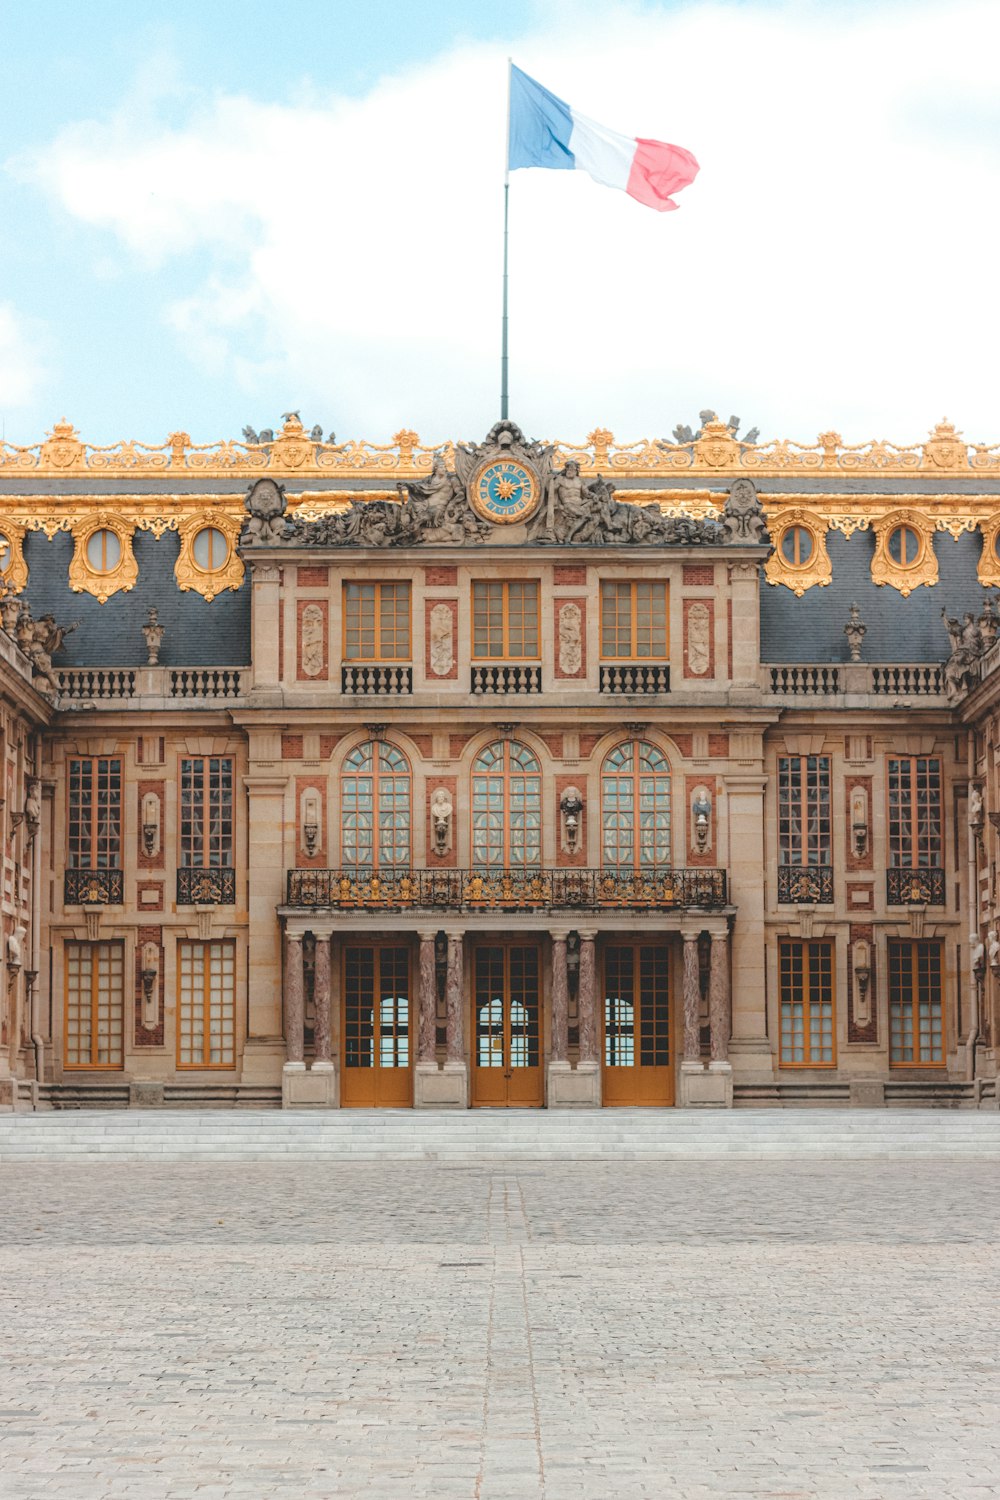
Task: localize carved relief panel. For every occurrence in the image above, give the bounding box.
[297,600,328,681]
[554,598,586,679]
[682,599,714,679]
[425,598,457,680]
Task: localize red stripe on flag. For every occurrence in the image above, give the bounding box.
[626,138,700,212]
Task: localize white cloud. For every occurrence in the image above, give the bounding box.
[0,303,46,412]
[13,0,1000,444]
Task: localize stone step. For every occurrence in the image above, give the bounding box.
[1,1109,999,1159]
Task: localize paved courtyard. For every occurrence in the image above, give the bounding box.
[1,1154,999,1499]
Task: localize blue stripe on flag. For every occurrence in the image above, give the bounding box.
[508,65,574,171]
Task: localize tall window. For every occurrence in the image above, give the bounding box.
[68,758,121,868]
[889,939,944,1065]
[472,740,541,867]
[178,940,236,1068]
[888,757,941,867]
[779,940,835,1066]
[341,742,410,869]
[601,740,671,868]
[472,582,539,659]
[343,582,411,660]
[64,941,124,1069]
[601,582,668,659]
[778,756,831,866]
[180,757,233,868]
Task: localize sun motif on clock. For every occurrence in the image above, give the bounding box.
[470,459,540,525]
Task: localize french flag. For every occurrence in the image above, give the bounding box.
[508,64,699,213]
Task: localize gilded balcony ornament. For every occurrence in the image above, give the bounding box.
[764,510,832,596]
[921,418,967,470]
[174,511,245,602]
[39,418,85,471]
[870,509,938,596]
[976,513,1000,588]
[692,417,741,469]
[0,523,29,596]
[67,513,138,604]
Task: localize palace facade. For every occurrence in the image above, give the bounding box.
[1,411,999,1111]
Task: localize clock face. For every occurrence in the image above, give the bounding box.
[471,459,539,525]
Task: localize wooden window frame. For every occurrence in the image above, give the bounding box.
[778,938,836,1069]
[342,943,412,1072]
[471,580,540,661]
[340,740,411,870]
[888,938,945,1068]
[176,939,236,1070]
[67,756,122,870]
[179,756,234,869]
[342,581,412,662]
[601,739,671,870]
[471,739,542,868]
[887,756,942,869]
[600,580,669,661]
[63,939,124,1070]
[778,755,832,866]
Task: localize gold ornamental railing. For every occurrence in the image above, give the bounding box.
[285,867,727,912]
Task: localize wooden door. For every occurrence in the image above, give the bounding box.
[341,944,412,1107]
[472,943,543,1107]
[602,944,674,1106]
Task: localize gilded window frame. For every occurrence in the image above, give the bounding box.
[174,511,244,602]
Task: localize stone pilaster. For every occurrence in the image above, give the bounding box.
[549,925,598,1107]
[724,770,774,1086]
[682,931,701,1062]
[417,928,466,1108]
[242,770,288,1085]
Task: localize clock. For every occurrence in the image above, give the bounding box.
[470,458,540,525]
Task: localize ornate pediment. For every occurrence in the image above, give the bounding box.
[240,421,737,549]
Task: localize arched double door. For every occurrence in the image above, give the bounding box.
[472,941,543,1107]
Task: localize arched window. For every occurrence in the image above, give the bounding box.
[341,741,410,869]
[602,740,671,869]
[472,740,541,868]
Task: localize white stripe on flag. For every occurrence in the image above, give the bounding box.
[568,110,634,191]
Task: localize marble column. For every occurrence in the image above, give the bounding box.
[312,933,332,1068]
[577,929,598,1066]
[284,931,305,1068]
[550,932,569,1065]
[682,932,701,1062]
[445,932,465,1065]
[417,929,438,1066]
[709,930,731,1063]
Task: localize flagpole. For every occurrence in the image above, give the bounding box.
[501,57,511,421]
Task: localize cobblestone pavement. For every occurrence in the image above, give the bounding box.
[1,1159,998,1499]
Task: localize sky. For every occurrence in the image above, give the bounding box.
[0,0,998,450]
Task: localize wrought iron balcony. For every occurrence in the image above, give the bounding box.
[600,663,670,695]
[777,865,834,905]
[341,664,412,696]
[64,868,124,905]
[177,867,237,905]
[886,867,946,906]
[286,866,727,912]
[471,663,542,694]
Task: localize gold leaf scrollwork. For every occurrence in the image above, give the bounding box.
[976,513,1000,588]
[67,513,138,603]
[0,521,29,596]
[870,509,938,596]
[174,511,245,602]
[764,509,832,596]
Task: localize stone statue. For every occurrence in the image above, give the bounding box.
[844,602,867,662]
[721,478,770,543]
[971,931,986,979]
[942,606,985,704]
[969,784,984,833]
[430,787,453,854]
[16,608,78,699]
[530,462,723,546]
[6,924,25,969]
[142,607,164,666]
[988,929,1000,973]
[24,779,41,840]
[397,455,488,541]
[242,477,289,545]
[979,595,1000,650]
